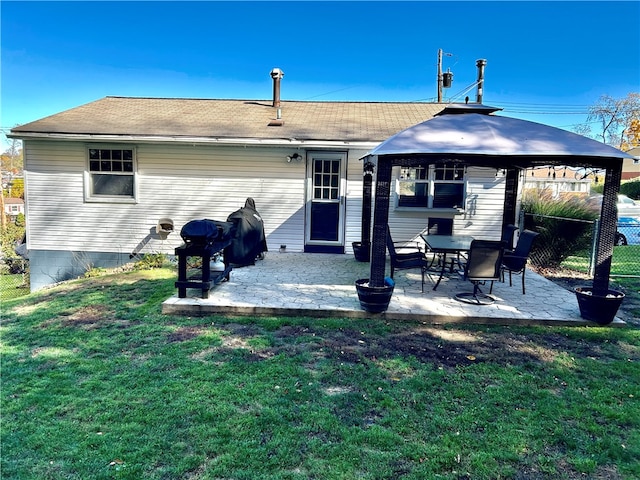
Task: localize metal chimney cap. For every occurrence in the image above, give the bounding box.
[270,68,284,79]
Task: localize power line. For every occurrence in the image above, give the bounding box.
[502,109,589,115]
[497,100,592,107]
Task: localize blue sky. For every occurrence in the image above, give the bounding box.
[2,1,639,149]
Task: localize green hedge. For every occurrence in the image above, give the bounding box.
[620,179,640,200]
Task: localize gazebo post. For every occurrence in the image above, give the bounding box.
[369,157,393,288]
[502,167,520,227]
[362,161,374,246]
[592,161,623,296]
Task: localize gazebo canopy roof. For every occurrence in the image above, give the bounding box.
[368,110,633,169]
[361,104,627,299]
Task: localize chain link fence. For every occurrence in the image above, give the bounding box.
[524,213,640,278]
[0,257,29,302]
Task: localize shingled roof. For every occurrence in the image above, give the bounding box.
[11,96,444,145]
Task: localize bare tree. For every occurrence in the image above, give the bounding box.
[576,93,640,150]
[1,138,23,174]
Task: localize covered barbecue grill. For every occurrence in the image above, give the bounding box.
[225,198,268,266]
[180,219,236,246]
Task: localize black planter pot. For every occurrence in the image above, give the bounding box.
[575,287,625,325]
[355,278,394,313]
[352,242,370,262]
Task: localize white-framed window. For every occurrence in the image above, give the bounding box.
[396,162,466,209]
[86,147,137,202]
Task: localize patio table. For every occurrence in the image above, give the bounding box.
[420,234,474,290]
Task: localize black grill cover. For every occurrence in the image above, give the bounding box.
[180,219,235,245]
[225,198,268,266]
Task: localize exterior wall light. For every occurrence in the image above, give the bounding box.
[287,153,303,163]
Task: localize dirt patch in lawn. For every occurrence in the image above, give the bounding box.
[259,323,630,370]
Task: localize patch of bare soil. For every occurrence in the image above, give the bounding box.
[57,305,116,329]
[261,324,626,370]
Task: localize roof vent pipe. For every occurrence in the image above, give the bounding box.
[270,68,284,108]
[475,59,487,103]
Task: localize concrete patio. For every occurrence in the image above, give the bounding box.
[162,252,625,326]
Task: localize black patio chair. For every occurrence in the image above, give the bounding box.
[454,240,504,305]
[386,227,431,292]
[501,224,518,252]
[501,229,539,294]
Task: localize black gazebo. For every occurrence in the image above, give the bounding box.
[360,105,633,309]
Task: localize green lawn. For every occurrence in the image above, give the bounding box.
[0,273,30,301]
[561,245,640,276]
[2,268,639,479]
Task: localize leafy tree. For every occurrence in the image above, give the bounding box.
[575,93,640,150]
[2,177,24,199]
[1,221,26,274]
[1,138,23,174]
[622,117,640,150]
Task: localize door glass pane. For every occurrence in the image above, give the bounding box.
[313,159,342,201]
[310,203,339,241]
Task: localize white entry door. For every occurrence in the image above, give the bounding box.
[305,152,347,253]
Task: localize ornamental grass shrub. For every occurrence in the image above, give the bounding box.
[522,191,598,268]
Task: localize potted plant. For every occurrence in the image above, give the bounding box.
[352,241,370,262]
[575,286,625,325]
[355,277,395,313]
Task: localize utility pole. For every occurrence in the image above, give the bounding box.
[0,175,6,229]
[437,49,443,103]
[437,49,453,103]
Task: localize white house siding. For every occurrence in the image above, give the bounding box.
[136,143,310,253]
[23,140,370,289]
[387,166,506,245]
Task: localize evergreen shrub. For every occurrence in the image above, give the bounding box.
[620,179,640,200]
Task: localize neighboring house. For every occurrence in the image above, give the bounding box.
[3,197,24,220]
[523,166,592,199]
[622,147,640,180]
[10,70,511,291]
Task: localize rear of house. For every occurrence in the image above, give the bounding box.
[11,84,510,291]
